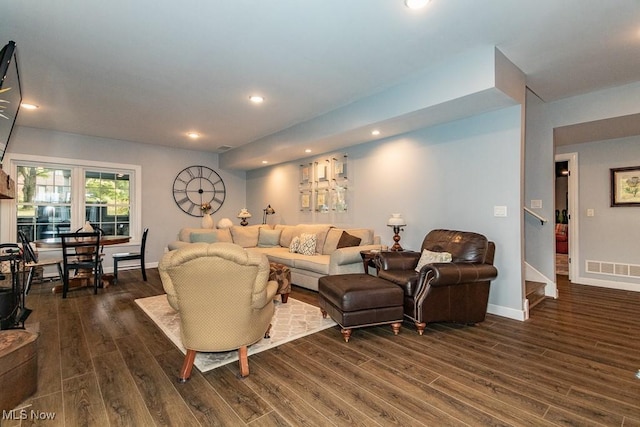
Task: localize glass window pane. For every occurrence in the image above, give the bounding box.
[85,170,131,236]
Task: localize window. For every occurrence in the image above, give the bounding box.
[84,171,131,237]
[17,165,72,241]
[2,154,141,244]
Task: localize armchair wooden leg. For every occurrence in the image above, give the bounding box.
[415,322,426,335]
[238,346,249,377]
[341,328,352,342]
[178,349,196,383]
[390,322,402,335]
[264,323,272,339]
[320,309,327,318]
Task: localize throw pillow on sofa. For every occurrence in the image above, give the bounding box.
[297,233,317,255]
[230,225,262,247]
[289,236,300,253]
[415,249,452,272]
[258,228,282,248]
[336,231,362,248]
[190,232,218,243]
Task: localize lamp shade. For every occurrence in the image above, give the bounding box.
[217,218,233,229]
[387,213,406,227]
[237,208,252,219]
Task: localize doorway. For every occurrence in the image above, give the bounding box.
[555,161,569,275]
[554,152,578,281]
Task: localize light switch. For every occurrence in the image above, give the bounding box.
[587,208,594,217]
[494,206,507,217]
[531,200,542,209]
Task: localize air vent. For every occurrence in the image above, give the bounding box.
[217,145,233,151]
[586,260,640,278]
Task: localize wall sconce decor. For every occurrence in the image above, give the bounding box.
[262,204,275,224]
[387,213,406,251]
[237,208,252,226]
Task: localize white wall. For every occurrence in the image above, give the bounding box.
[556,136,640,288]
[1,126,247,269]
[524,91,556,282]
[247,106,525,317]
[525,81,640,291]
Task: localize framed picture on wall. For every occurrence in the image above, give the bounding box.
[300,190,312,212]
[611,166,640,207]
[299,163,312,186]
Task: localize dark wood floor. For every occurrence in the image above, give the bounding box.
[5,271,640,426]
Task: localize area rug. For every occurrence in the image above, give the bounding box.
[134,294,336,373]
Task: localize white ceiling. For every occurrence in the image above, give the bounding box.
[2,0,639,169]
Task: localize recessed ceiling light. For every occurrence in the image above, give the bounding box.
[20,103,39,110]
[371,129,381,136]
[249,95,265,104]
[405,0,431,10]
[305,149,312,153]
[186,132,200,139]
[262,160,268,164]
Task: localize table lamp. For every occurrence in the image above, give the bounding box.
[262,204,275,224]
[237,208,252,226]
[387,213,406,251]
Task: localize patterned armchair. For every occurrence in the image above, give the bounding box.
[159,242,277,381]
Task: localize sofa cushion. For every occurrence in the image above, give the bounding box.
[295,254,331,275]
[190,232,218,243]
[294,224,332,254]
[258,228,282,248]
[230,225,262,248]
[289,236,300,253]
[216,228,233,243]
[178,227,232,244]
[337,231,362,249]
[414,249,452,272]
[275,225,296,247]
[179,227,208,242]
[422,229,489,263]
[298,233,317,255]
[323,228,373,254]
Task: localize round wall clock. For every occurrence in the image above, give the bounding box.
[172,165,226,217]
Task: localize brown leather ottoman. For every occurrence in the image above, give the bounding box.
[318,273,403,342]
[269,262,291,303]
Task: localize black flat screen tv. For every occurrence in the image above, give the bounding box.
[0,41,22,169]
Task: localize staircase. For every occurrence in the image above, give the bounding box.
[525,280,546,310]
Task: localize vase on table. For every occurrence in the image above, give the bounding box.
[201,213,214,229]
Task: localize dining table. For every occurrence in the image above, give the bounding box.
[34,235,131,293]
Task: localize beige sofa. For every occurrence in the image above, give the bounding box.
[167,224,381,291]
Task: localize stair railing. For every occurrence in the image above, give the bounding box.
[523,206,547,225]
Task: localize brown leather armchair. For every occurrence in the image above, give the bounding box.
[159,242,277,381]
[376,229,498,335]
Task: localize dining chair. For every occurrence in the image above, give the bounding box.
[112,228,148,284]
[55,223,71,237]
[60,231,102,298]
[77,223,106,278]
[18,230,63,295]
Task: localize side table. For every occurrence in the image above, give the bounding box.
[359,250,380,275]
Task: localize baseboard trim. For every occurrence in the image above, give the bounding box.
[487,303,526,321]
[572,275,640,292]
